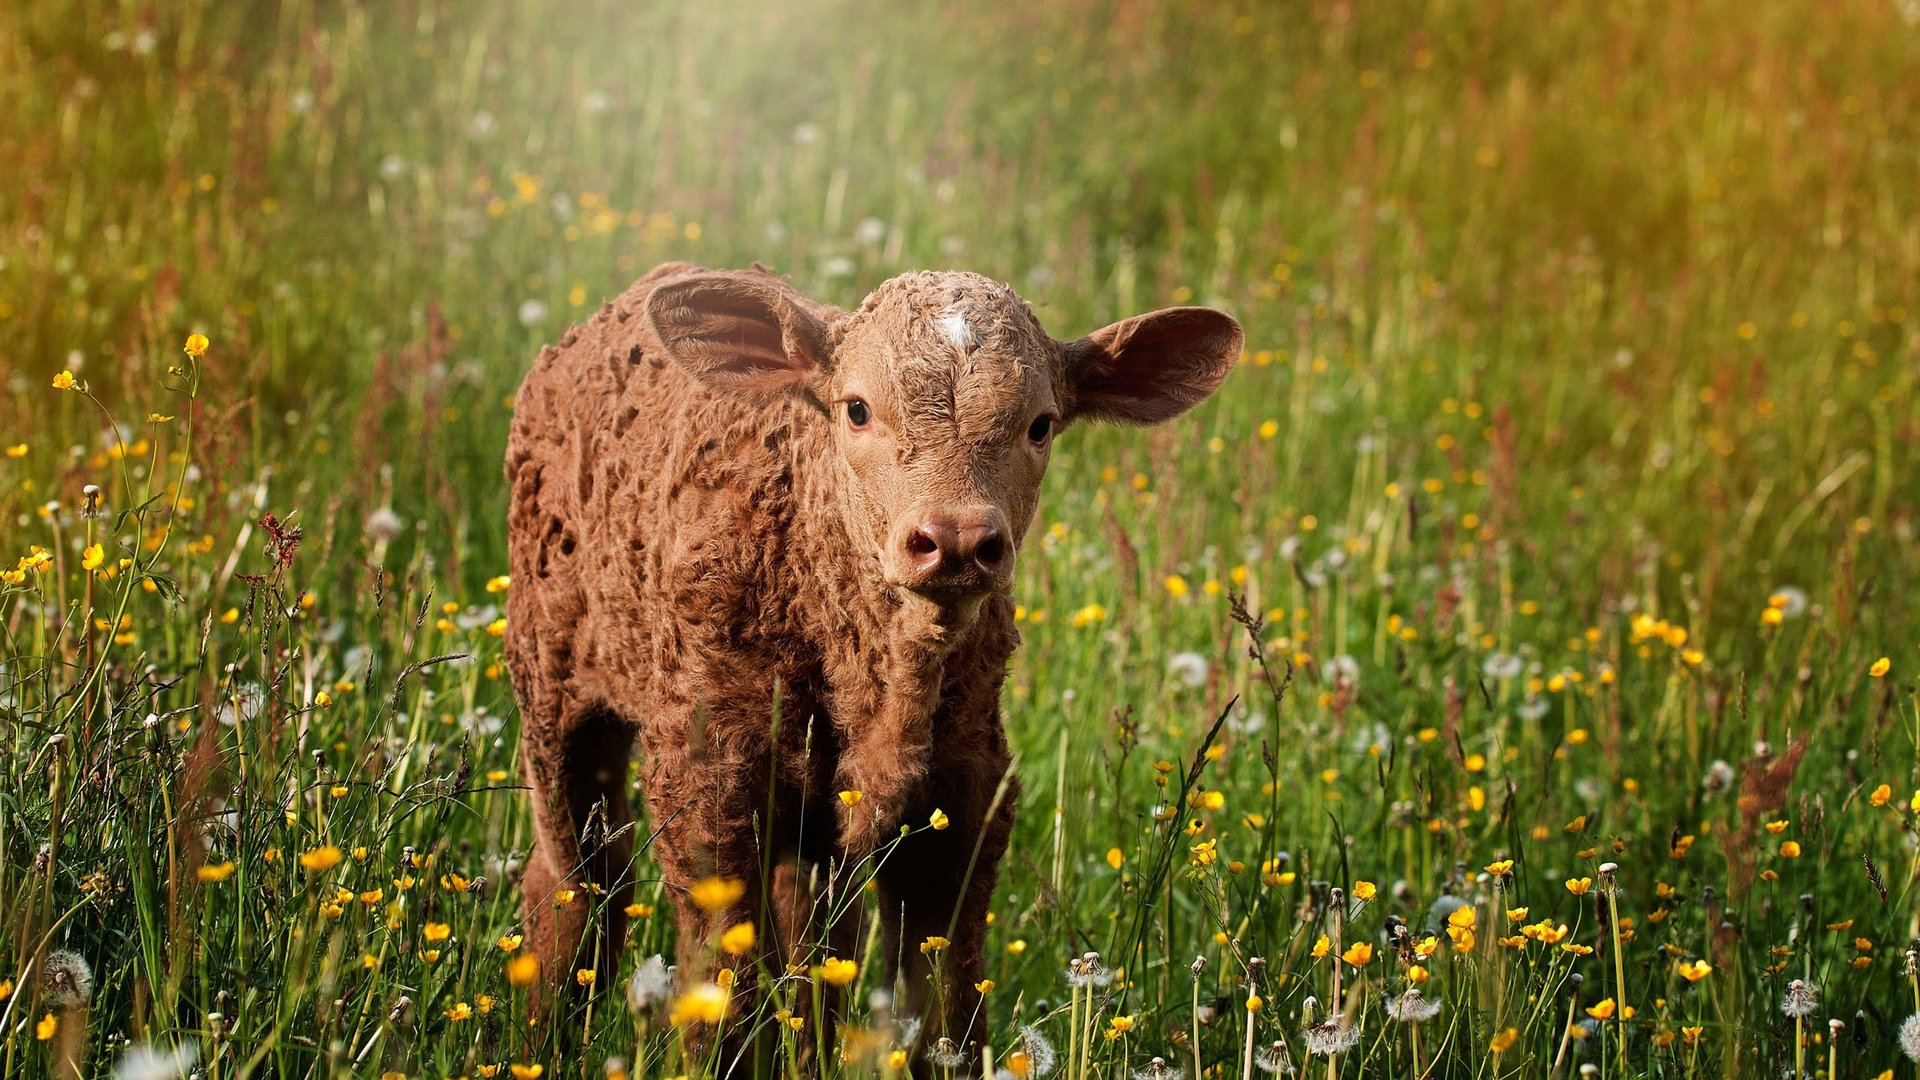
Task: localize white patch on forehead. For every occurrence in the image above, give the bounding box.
[936,308,976,351]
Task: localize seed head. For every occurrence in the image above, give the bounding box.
[42,949,93,1008]
[1781,980,1818,1019]
[1898,1014,1920,1062]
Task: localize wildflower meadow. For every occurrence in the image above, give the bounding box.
[2,1,1918,1077]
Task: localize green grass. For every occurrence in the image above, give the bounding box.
[2,0,1918,1076]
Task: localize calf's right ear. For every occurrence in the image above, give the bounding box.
[1062,306,1243,426]
[644,272,831,395]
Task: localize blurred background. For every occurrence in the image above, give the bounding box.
[3,0,1916,616]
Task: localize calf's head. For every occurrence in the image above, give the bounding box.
[648,269,1241,614]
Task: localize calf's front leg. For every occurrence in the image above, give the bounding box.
[875,759,1018,1075]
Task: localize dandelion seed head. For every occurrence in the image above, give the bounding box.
[1385,989,1443,1024]
[1482,652,1524,680]
[1768,586,1809,617]
[1898,1013,1920,1061]
[363,506,405,543]
[1133,1056,1182,1080]
[1781,980,1818,1018]
[1701,759,1736,794]
[627,954,673,1011]
[112,1041,200,1080]
[1255,1040,1295,1075]
[929,1037,967,1069]
[43,949,93,1008]
[1301,1018,1360,1056]
[1014,1024,1057,1078]
[1167,651,1209,688]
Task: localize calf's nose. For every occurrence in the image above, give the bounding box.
[904,513,1009,582]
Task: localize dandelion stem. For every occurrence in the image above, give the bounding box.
[1078,982,1094,1080]
[1239,996,1255,1080]
[1067,981,1081,1080]
[1193,971,1204,1080]
[1607,888,1628,1078]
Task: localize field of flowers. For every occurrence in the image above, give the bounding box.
[3,0,1918,1077]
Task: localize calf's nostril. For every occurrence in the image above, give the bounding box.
[905,528,941,565]
[974,533,1007,570]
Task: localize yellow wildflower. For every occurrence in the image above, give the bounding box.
[506,954,540,986]
[689,876,746,911]
[720,922,756,955]
[298,845,344,873]
[817,957,859,986]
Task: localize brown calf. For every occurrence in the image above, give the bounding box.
[504,261,1239,1069]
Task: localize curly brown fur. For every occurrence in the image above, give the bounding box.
[504,261,1240,1072]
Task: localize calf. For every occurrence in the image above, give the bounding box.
[504,261,1239,1065]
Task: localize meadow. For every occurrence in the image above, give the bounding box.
[2,0,1918,1076]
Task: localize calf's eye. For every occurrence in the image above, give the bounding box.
[1026,414,1054,443]
[846,399,871,428]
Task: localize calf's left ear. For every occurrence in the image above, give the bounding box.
[1062,307,1243,425]
[645,271,832,396]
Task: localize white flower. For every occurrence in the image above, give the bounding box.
[1320,654,1360,687]
[793,122,822,145]
[1701,759,1736,794]
[581,90,610,114]
[1768,586,1809,618]
[1482,652,1524,680]
[113,1041,200,1080]
[455,604,499,631]
[1516,696,1551,721]
[854,218,888,246]
[43,948,93,1007]
[1899,1013,1920,1061]
[363,506,404,543]
[1301,1018,1360,1056]
[1384,989,1443,1024]
[1254,1040,1295,1074]
[1065,952,1112,988]
[1227,706,1267,736]
[379,154,407,180]
[929,1038,967,1069]
[1011,1025,1057,1078]
[468,110,497,139]
[626,955,673,1010]
[1167,651,1208,688]
[518,299,550,327]
[822,256,856,279]
[1348,722,1391,757]
[1780,979,1818,1019]
[1132,1057,1182,1080]
[216,684,265,727]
